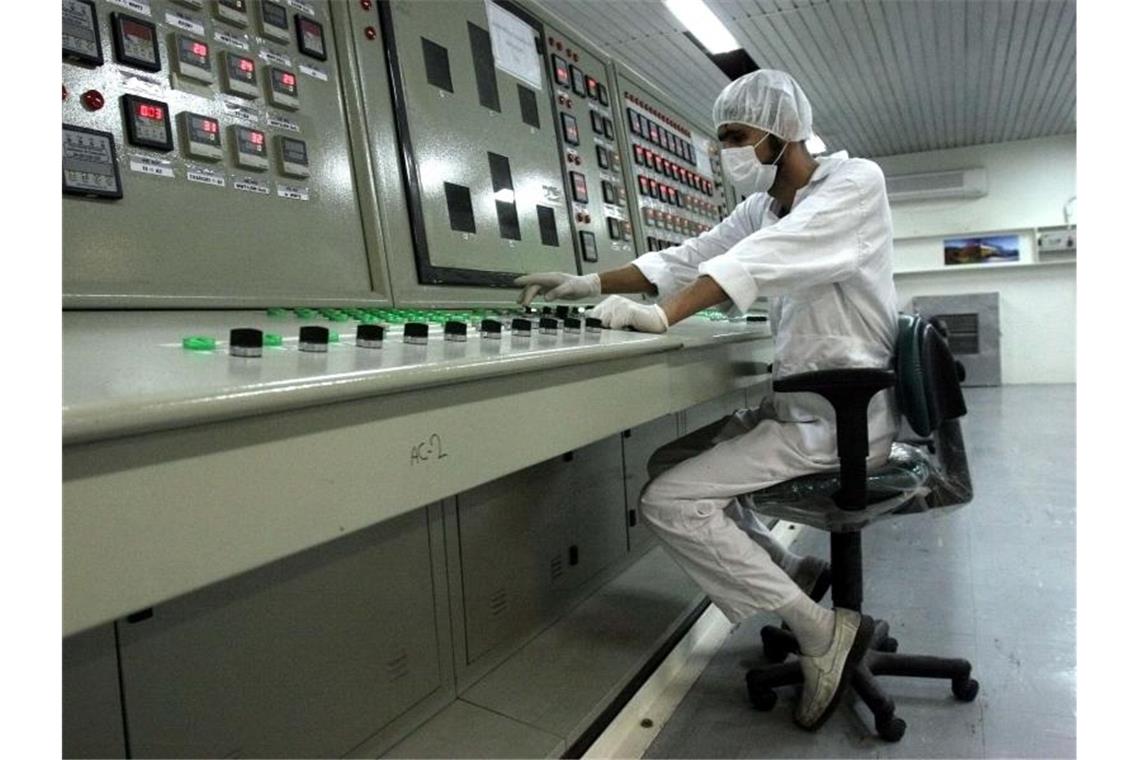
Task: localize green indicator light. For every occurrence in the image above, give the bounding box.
[264,333,283,347]
[266,308,288,317]
[328,313,349,322]
[182,336,216,351]
[328,331,340,342]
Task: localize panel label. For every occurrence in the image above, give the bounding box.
[259,50,293,67]
[108,0,152,16]
[165,11,205,35]
[118,70,165,95]
[186,167,226,188]
[276,184,310,201]
[223,101,259,122]
[267,114,301,133]
[129,156,175,178]
[214,30,251,51]
[485,1,542,90]
[287,0,316,16]
[234,179,270,195]
[298,63,328,82]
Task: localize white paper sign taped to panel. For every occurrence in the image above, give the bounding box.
[485,1,542,91]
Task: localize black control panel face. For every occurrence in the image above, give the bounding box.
[122,95,173,151]
[111,13,161,72]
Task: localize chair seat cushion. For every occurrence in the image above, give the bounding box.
[742,432,969,532]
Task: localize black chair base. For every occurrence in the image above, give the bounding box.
[746,620,978,742]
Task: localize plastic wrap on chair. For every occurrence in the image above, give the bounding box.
[743,419,973,532]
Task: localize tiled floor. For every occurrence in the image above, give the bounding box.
[645,385,1076,759]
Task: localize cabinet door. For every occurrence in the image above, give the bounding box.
[621,415,681,553]
[118,509,442,759]
[63,624,126,759]
[456,457,575,665]
[566,436,628,583]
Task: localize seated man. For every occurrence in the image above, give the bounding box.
[515,69,898,730]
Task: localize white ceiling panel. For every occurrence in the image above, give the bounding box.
[532,0,1076,157]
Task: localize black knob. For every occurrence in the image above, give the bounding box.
[444,320,468,341]
[480,318,502,337]
[229,328,263,357]
[356,323,385,348]
[541,306,553,314]
[539,317,560,334]
[563,316,582,331]
[511,317,532,335]
[555,305,571,319]
[298,326,329,353]
[404,322,429,344]
[586,317,603,331]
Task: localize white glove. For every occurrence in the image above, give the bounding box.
[514,272,601,306]
[585,296,669,334]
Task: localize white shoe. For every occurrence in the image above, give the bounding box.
[795,608,874,731]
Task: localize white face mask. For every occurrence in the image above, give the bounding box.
[721,134,787,195]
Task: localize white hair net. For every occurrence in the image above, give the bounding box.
[712,69,813,142]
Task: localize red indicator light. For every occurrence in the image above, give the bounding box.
[200,119,218,134]
[281,72,296,87]
[191,42,208,57]
[82,89,104,110]
[250,131,264,146]
[365,26,377,40]
[137,103,164,120]
[238,58,254,73]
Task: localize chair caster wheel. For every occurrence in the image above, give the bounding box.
[880,636,899,653]
[748,686,778,712]
[952,677,979,702]
[761,629,791,663]
[876,715,906,742]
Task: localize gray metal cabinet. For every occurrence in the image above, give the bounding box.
[63,624,125,759]
[565,436,628,585]
[116,508,447,758]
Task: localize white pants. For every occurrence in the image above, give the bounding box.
[640,394,894,624]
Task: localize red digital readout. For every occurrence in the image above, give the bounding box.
[281,72,296,87]
[249,131,264,146]
[191,42,208,57]
[199,118,218,134]
[137,103,164,120]
[238,58,254,73]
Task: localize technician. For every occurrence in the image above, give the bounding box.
[515,69,898,730]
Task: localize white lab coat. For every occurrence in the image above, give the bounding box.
[634,156,901,622]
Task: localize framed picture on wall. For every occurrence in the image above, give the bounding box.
[943,234,1021,266]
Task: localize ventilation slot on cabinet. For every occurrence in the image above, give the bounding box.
[518,85,540,129]
[421,38,453,93]
[489,588,508,617]
[537,205,558,246]
[468,23,500,112]
[550,555,564,581]
[444,182,476,233]
[385,650,410,682]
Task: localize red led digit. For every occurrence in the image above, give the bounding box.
[239,58,254,73]
[281,72,296,87]
[201,119,218,134]
[250,131,264,146]
[191,42,208,57]
[137,104,163,120]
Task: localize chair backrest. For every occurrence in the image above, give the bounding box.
[894,314,968,437]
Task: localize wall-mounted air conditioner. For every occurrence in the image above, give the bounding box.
[884,168,988,203]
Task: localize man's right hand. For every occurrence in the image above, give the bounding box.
[514,272,602,306]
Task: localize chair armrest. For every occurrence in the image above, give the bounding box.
[772,369,896,395]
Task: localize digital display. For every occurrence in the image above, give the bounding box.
[579,230,598,262]
[570,65,587,97]
[596,145,610,169]
[602,180,615,205]
[633,146,644,166]
[560,112,579,146]
[261,0,288,28]
[224,52,258,96]
[570,171,588,203]
[552,55,570,87]
[216,0,248,26]
[62,0,103,65]
[586,76,599,99]
[122,94,172,151]
[63,125,122,199]
[602,117,613,140]
[237,127,266,154]
[590,110,603,135]
[271,67,298,95]
[638,175,649,195]
[112,13,161,72]
[188,114,220,143]
[280,137,308,165]
[607,217,622,240]
[178,35,210,66]
[597,83,608,106]
[627,108,640,136]
[296,16,327,61]
[648,122,659,145]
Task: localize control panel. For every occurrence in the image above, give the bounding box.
[545,25,635,273]
[61,0,379,305]
[612,67,731,255]
[374,0,578,289]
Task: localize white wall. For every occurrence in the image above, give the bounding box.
[874,134,1076,384]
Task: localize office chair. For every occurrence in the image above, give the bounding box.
[740,314,978,742]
